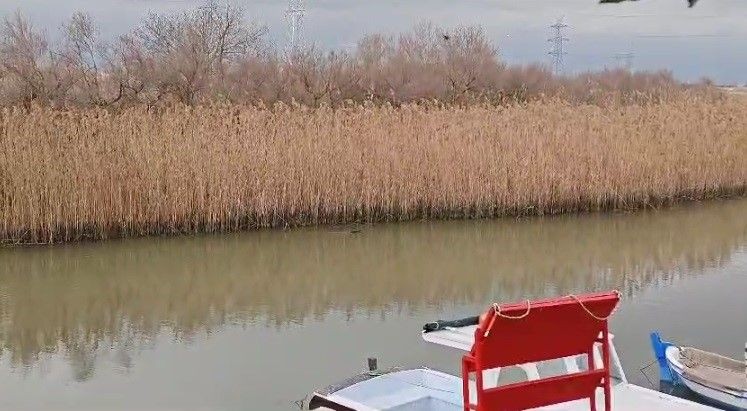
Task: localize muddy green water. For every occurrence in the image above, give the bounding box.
[0,198,746,410]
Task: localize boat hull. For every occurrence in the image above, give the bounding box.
[665,346,747,410]
[309,366,716,410]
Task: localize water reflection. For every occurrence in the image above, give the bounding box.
[0,198,745,380]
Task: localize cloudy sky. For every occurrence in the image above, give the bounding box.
[1,0,745,83]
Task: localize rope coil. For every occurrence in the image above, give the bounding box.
[485,300,531,337]
[493,300,532,320]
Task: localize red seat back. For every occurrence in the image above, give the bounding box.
[462,291,619,411]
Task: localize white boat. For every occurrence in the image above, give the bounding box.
[664,345,746,410]
[309,291,716,410]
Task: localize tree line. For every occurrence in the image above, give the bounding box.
[0,1,704,109]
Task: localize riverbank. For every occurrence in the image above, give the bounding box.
[1,96,746,244]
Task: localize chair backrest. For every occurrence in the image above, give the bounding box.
[462,291,619,411]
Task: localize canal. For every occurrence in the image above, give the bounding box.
[0,198,745,410]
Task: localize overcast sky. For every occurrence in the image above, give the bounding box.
[1,0,745,83]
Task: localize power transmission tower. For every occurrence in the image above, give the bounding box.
[548,18,569,75]
[286,0,306,55]
[614,52,634,70]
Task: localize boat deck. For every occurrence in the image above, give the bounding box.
[311,295,719,411]
[545,384,715,410]
[314,368,715,410]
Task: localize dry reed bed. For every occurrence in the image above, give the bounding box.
[1,97,746,244]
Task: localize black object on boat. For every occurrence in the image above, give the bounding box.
[422,316,479,333]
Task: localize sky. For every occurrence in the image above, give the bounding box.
[1,0,745,84]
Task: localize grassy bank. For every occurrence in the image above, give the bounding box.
[1,96,746,244]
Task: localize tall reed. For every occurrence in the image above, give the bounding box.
[1,96,745,244]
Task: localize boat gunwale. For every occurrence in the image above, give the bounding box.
[665,346,747,400]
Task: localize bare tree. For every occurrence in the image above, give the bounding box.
[106,34,153,106]
[355,34,395,101]
[134,0,267,104]
[0,11,69,105]
[440,25,502,102]
[223,52,284,104]
[60,12,128,106]
[355,24,446,104]
[284,46,359,106]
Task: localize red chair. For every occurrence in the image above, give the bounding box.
[461,291,619,411]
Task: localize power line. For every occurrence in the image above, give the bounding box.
[577,13,723,19]
[285,0,306,55]
[635,33,733,38]
[548,17,569,75]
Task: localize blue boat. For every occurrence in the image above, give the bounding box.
[651,332,746,410]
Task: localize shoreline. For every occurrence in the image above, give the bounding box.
[3,190,745,248]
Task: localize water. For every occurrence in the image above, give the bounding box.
[0,198,745,410]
